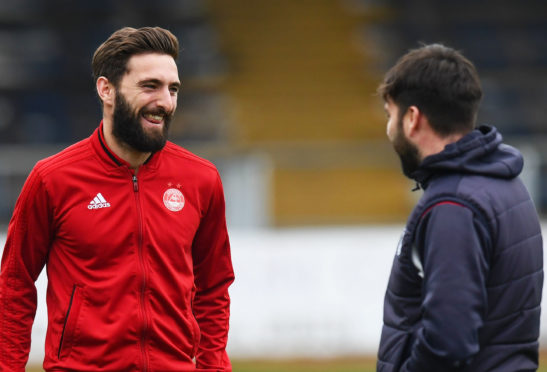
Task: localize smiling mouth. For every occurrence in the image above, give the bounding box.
[143,112,164,124]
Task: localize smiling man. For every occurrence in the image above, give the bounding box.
[0,27,234,371]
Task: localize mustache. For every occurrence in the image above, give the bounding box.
[140,106,173,118]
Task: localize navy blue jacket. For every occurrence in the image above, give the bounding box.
[377,126,543,371]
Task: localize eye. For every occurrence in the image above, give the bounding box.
[169,86,180,94]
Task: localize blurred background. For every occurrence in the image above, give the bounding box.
[0,0,546,370]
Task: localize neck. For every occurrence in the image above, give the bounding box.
[102,118,151,169]
[419,132,464,161]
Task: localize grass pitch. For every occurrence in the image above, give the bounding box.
[232,357,375,371]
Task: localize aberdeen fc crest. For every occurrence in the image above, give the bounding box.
[163,188,185,212]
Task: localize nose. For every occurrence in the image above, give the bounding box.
[156,86,176,113]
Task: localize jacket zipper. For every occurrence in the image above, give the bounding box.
[58,285,77,359]
[133,173,150,372]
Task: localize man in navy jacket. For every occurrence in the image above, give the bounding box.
[376,44,543,371]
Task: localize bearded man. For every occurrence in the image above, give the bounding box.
[0,27,234,372]
[376,44,543,371]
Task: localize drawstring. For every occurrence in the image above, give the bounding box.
[412,182,421,192]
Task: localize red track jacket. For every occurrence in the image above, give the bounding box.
[0,124,235,371]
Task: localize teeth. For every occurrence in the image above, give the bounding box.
[145,113,163,121]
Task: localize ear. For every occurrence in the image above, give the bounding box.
[402,105,422,138]
[96,77,115,107]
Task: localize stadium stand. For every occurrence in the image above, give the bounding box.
[209,0,411,225]
[363,0,547,136]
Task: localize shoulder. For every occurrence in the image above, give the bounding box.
[406,174,490,234]
[436,173,529,220]
[416,172,533,240]
[423,173,495,211]
[33,137,95,179]
[161,142,219,175]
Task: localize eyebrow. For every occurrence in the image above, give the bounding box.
[138,78,181,89]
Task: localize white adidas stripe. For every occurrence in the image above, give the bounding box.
[97,193,107,203]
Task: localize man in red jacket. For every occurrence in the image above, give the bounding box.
[0,26,235,371]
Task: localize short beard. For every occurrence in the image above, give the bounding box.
[112,92,172,153]
[393,118,421,179]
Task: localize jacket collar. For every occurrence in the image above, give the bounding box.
[90,121,159,171]
[410,125,522,189]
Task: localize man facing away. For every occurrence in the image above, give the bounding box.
[376,44,543,371]
[0,27,234,371]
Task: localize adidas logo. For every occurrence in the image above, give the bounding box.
[88,193,111,210]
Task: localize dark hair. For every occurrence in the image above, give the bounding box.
[378,43,482,136]
[92,26,179,87]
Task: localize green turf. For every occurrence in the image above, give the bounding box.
[232,358,375,372]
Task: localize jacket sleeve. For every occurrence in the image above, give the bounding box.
[0,168,53,371]
[192,171,235,372]
[401,202,491,372]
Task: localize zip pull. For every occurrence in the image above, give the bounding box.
[133,175,139,192]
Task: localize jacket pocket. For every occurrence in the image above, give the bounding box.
[58,285,84,360]
[189,311,201,358]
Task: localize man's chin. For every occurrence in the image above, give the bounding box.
[398,157,420,180]
[127,138,167,153]
[143,121,168,136]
